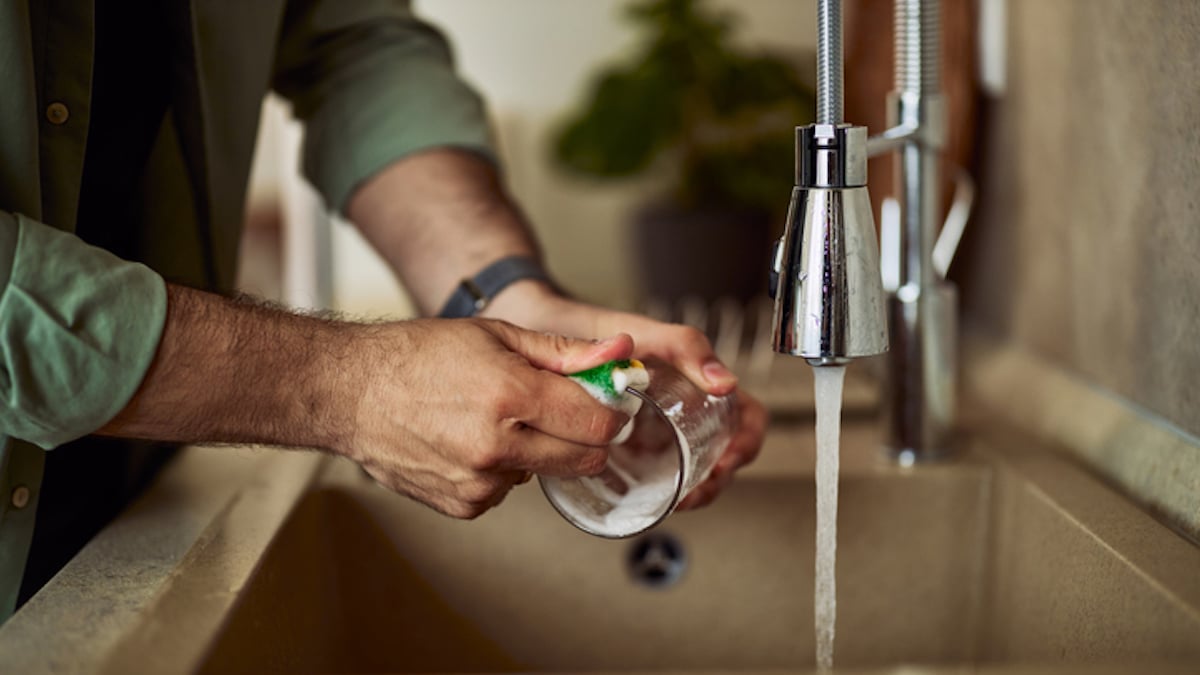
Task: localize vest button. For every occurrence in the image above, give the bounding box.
[46,102,70,125]
[10,485,30,510]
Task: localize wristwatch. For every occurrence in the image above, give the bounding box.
[437,255,553,318]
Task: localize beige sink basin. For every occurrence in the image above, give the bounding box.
[200,468,992,673]
[186,427,1200,674]
[3,415,1198,673]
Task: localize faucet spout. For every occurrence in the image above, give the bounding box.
[771,0,888,367]
[772,0,959,460]
[771,125,887,366]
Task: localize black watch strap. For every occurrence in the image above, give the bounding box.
[437,255,552,318]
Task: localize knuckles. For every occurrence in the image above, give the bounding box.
[460,476,501,506]
[447,477,506,519]
[485,377,538,426]
[543,332,577,361]
[484,383,523,422]
[674,325,712,352]
[468,442,510,472]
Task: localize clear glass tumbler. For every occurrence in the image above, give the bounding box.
[540,358,737,538]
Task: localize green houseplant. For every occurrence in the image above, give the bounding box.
[553,0,815,304]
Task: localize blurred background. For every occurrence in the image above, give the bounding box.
[239,0,823,318]
[239,0,1199,454]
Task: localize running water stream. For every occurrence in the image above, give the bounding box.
[813,365,846,671]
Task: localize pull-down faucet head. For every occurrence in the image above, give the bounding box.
[771,0,887,367]
[771,124,888,366]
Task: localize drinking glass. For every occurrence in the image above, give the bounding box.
[540,358,737,538]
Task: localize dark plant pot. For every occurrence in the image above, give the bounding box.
[631,202,773,306]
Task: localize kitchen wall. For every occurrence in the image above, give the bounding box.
[958,0,1200,438]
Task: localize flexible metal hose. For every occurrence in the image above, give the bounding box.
[895,0,941,94]
[816,0,843,124]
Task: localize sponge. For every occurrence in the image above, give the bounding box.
[569,359,650,444]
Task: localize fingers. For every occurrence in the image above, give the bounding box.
[676,388,768,511]
[611,318,738,397]
[502,304,735,396]
[478,321,634,447]
[726,389,768,471]
[366,462,535,521]
[500,426,610,477]
[472,368,622,476]
[638,322,735,395]
[489,321,635,374]
[516,370,631,442]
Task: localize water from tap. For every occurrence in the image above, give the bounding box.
[813,365,846,671]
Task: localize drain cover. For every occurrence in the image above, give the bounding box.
[627,532,687,588]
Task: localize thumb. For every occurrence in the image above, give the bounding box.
[492,325,635,374]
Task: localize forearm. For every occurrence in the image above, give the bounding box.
[346,148,552,316]
[98,284,362,450]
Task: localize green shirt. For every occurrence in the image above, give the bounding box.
[0,0,494,620]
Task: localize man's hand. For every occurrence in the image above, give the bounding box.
[345,148,765,511]
[340,319,635,518]
[101,286,636,519]
[484,286,769,509]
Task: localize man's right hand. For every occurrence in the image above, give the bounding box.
[337,319,634,518]
[98,286,633,520]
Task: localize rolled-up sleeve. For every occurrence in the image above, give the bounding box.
[273,0,496,214]
[0,213,167,449]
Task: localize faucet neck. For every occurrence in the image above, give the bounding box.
[795,124,868,189]
[815,0,845,125]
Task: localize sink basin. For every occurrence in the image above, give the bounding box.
[199,466,994,673]
[187,429,1200,674]
[3,414,1198,673]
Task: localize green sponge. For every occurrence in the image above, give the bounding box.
[570,359,636,399]
[569,359,650,444]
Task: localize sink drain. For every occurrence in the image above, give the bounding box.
[627,532,687,588]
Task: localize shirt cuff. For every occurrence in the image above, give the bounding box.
[0,214,168,449]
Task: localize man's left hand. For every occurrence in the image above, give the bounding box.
[485,284,768,509]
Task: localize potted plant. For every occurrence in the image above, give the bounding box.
[553,0,815,306]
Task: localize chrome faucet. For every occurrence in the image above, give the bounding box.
[772,0,962,462]
[771,0,888,367]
